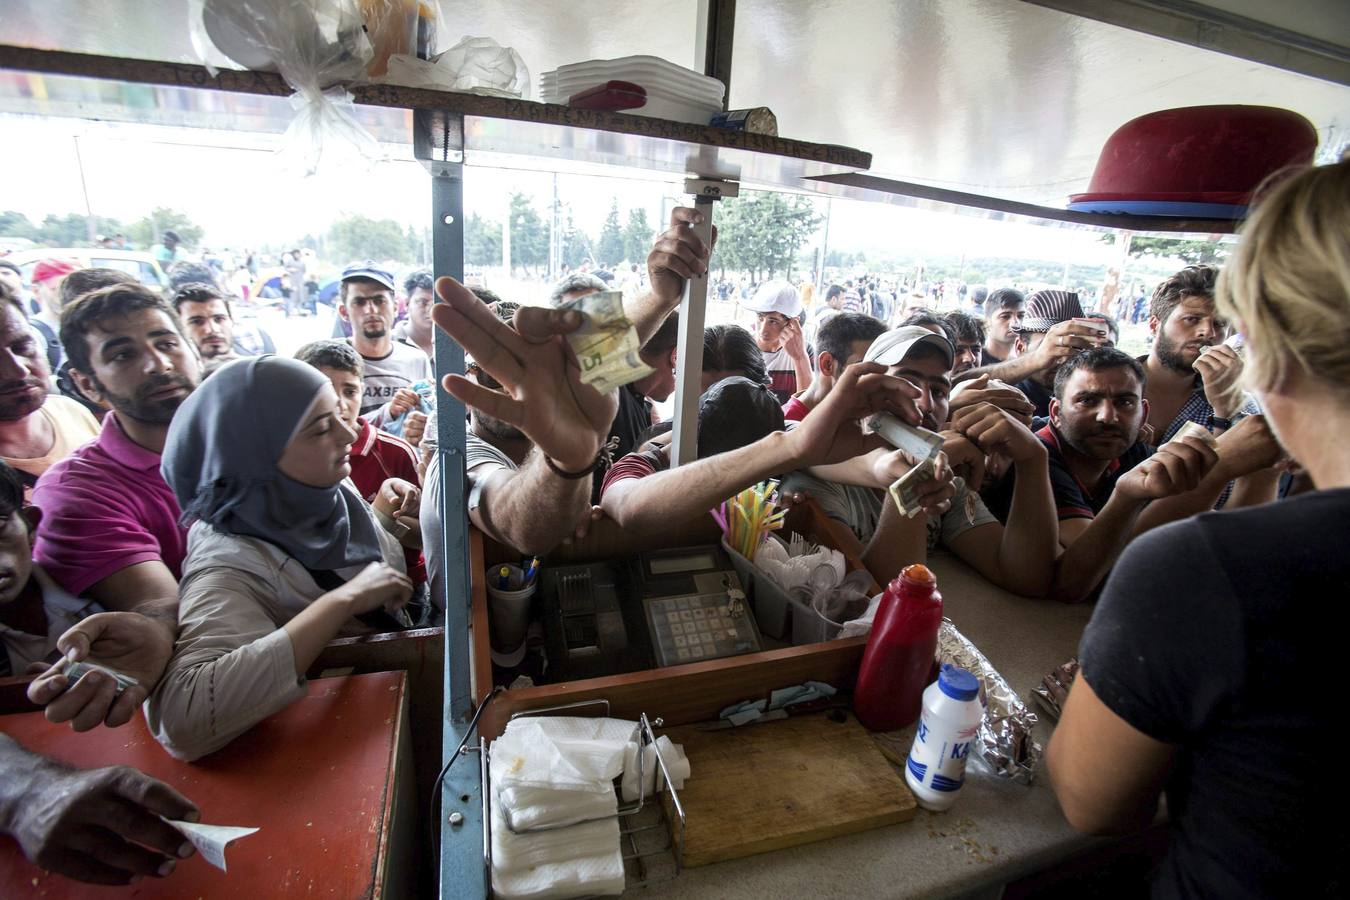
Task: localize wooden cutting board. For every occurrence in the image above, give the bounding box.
[662,710,916,867]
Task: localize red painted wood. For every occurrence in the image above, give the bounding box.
[0,671,406,898]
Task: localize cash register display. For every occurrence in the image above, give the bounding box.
[648,551,717,575]
[645,592,760,666]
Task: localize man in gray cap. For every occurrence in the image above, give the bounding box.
[956,289,1111,417]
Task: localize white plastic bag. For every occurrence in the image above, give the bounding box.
[189,0,415,174]
[380,35,531,99]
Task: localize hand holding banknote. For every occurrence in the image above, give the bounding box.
[553,290,655,392]
[433,277,618,472]
[1115,425,1218,502]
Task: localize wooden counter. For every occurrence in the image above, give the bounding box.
[0,672,415,898]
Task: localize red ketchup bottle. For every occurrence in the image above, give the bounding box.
[852,564,944,731]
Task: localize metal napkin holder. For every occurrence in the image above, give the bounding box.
[466,699,687,895]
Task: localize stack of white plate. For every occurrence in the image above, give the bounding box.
[540,55,725,124]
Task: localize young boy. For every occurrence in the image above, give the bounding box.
[0,461,103,675]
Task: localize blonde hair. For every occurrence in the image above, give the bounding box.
[1216,160,1350,394]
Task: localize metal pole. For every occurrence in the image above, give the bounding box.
[72,135,97,243]
[415,109,483,899]
[670,179,737,468]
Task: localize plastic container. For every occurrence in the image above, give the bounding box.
[485,564,537,654]
[904,665,984,811]
[852,564,944,731]
[721,537,790,639]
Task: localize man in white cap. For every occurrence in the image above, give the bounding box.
[742,280,813,403]
[805,325,1059,597]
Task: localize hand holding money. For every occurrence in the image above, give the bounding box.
[555,290,654,392]
[1115,427,1218,502]
[888,452,958,519]
[433,278,620,472]
[1192,342,1245,418]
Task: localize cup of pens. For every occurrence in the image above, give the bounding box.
[486,558,539,663]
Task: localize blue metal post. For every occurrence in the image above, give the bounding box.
[415,111,485,899]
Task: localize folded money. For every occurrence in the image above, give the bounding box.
[1169,419,1218,449]
[868,413,944,462]
[556,290,654,391]
[888,457,936,518]
[63,659,139,695]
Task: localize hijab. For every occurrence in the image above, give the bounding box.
[161,355,383,572]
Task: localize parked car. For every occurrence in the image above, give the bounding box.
[4,247,168,293]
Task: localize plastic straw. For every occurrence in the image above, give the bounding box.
[711,480,786,559]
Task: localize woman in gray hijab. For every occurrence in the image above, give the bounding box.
[147,356,413,761]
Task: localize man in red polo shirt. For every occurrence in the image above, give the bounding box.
[294,340,426,590]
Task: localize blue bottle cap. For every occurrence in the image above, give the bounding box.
[938,664,979,701]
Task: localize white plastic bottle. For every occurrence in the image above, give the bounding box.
[904,664,983,811]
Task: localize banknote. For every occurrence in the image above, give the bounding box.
[1169,419,1218,449]
[888,457,936,519]
[165,819,259,872]
[868,413,944,462]
[63,659,139,696]
[557,290,653,391]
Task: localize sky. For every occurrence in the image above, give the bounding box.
[0,112,1120,268]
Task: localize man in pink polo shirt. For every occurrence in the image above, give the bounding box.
[26,283,200,730]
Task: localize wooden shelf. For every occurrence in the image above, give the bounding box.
[0,44,871,187]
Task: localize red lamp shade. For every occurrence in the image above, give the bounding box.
[1070,105,1319,207]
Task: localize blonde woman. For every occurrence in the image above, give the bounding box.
[1047,160,1349,896]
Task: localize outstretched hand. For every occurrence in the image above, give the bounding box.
[433,277,619,472]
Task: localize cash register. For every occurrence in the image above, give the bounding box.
[539,545,763,681]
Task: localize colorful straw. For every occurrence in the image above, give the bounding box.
[712,480,787,559]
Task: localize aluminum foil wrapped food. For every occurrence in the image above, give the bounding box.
[937,618,1041,783]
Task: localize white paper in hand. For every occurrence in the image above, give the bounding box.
[166,819,259,872]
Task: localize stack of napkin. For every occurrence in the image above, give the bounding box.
[489,716,691,900]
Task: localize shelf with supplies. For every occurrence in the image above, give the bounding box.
[0,44,871,191]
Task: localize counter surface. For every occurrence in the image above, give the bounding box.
[643,552,1099,900]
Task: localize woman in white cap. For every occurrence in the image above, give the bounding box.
[742,280,812,403]
[1048,159,1350,897]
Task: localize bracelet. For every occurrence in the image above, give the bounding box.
[1206,414,1233,430]
[544,436,620,480]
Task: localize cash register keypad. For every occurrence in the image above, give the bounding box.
[647,592,761,666]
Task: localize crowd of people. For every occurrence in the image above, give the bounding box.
[0,159,1344,895]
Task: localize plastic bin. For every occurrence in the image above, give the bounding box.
[720,537,791,640]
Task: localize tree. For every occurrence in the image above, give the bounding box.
[509,193,548,273]
[595,200,625,268]
[561,213,592,269]
[327,213,409,264]
[465,213,503,267]
[621,207,653,266]
[0,210,37,238]
[715,191,821,282]
[128,208,203,250]
[1103,234,1231,267]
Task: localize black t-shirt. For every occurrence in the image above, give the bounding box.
[596,384,652,504]
[980,423,1150,523]
[1014,376,1054,418]
[1038,424,1152,520]
[1080,488,1350,899]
